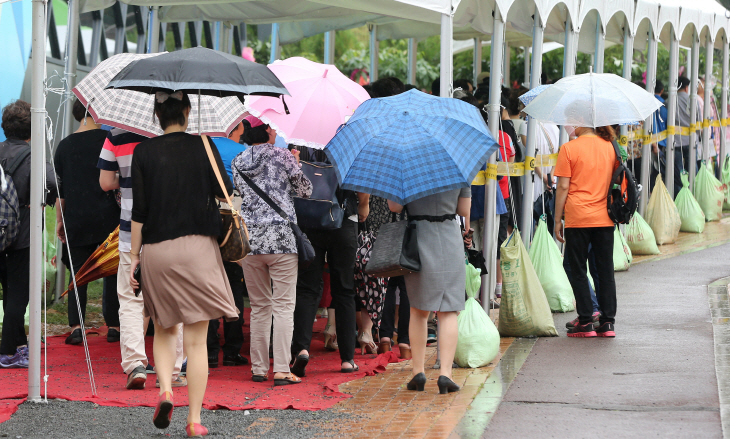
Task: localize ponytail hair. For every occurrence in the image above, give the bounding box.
[595,125,616,143]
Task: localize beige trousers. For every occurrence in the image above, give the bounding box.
[241,253,298,375]
[118,251,183,375]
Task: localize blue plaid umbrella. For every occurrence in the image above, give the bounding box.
[324,89,499,205]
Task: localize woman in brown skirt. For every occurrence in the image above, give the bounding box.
[130,90,238,437]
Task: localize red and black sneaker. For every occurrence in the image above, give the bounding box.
[567,322,597,338]
[595,322,615,338]
[566,312,600,329]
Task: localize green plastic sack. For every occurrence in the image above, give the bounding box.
[454,263,500,368]
[646,175,681,244]
[694,162,725,222]
[613,226,632,271]
[675,172,705,233]
[498,230,558,337]
[722,156,730,210]
[528,219,575,313]
[44,230,57,305]
[626,212,660,255]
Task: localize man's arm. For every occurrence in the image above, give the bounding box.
[99,170,120,191]
[553,176,570,243]
[357,192,370,223]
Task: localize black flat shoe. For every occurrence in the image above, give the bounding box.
[252,374,268,382]
[65,328,83,345]
[107,328,120,343]
[437,375,460,394]
[223,354,249,366]
[406,372,426,391]
[290,354,309,377]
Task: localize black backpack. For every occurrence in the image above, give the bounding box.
[0,148,31,252]
[293,160,344,230]
[607,141,638,224]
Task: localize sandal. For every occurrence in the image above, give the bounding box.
[324,324,339,351]
[340,359,360,373]
[357,331,378,355]
[274,374,302,386]
[252,374,268,382]
[290,353,309,378]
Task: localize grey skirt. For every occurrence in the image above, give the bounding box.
[404,219,466,312]
[140,235,239,329]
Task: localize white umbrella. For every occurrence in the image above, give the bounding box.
[522,73,663,128]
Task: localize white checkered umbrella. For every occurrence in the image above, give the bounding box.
[73,52,246,138]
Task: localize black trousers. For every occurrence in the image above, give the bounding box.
[292,219,358,362]
[564,227,617,325]
[379,276,410,345]
[0,248,30,355]
[207,261,246,357]
[662,145,690,198]
[63,243,120,328]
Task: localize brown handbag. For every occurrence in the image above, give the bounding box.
[202,135,251,262]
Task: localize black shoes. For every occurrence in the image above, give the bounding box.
[223,354,249,366]
[567,322,597,338]
[290,354,309,378]
[406,372,427,391]
[595,322,616,338]
[107,328,120,343]
[437,376,460,394]
[208,354,219,368]
[65,328,83,345]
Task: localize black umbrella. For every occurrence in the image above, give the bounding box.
[105,46,289,98]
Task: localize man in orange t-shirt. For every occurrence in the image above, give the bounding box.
[553,126,618,339]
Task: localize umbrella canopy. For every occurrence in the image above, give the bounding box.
[324,89,499,205]
[105,46,289,98]
[73,53,248,138]
[518,84,550,106]
[62,228,119,298]
[522,73,663,128]
[245,57,370,149]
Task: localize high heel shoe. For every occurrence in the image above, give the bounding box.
[324,324,339,351]
[153,391,174,429]
[437,375,460,394]
[378,339,391,354]
[357,331,377,355]
[186,422,209,437]
[398,343,412,360]
[406,372,426,391]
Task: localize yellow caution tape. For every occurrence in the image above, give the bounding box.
[711,120,722,128]
[486,163,498,180]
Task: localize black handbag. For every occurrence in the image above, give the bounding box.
[294,161,344,230]
[365,211,420,278]
[235,170,316,268]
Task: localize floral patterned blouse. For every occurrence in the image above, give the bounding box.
[232,143,312,255]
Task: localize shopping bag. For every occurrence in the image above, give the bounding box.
[646,174,681,245]
[528,219,575,313]
[722,155,730,210]
[454,263,500,368]
[613,226,632,271]
[498,230,558,337]
[694,162,725,222]
[675,172,706,233]
[625,212,660,255]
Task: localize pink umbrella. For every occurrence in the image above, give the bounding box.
[245,57,371,149]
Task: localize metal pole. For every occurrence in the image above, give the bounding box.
[594,17,605,73]
[640,29,657,216]
[721,35,729,162]
[270,23,280,64]
[482,6,504,313]
[473,37,482,89]
[666,29,679,198]
[689,30,700,188]
[369,24,379,83]
[148,6,160,53]
[703,33,714,163]
[89,9,104,67]
[503,43,511,87]
[520,6,544,247]
[324,30,335,64]
[619,19,634,148]
[559,14,576,147]
[407,38,418,85]
[29,0,47,402]
[439,13,452,97]
[523,46,530,86]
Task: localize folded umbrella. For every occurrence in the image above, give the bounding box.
[325,89,499,205]
[245,57,370,149]
[522,72,663,127]
[73,53,248,138]
[62,227,119,298]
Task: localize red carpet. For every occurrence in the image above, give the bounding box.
[0,309,399,422]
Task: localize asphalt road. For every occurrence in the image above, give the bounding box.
[485,243,729,438]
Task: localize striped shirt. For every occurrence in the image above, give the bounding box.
[97,128,147,253]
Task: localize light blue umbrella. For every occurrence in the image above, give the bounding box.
[518,84,550,106]
[324,89,499,205]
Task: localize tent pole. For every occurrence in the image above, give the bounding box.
[640,28,657,216]
[703,33,714,164]
[559,13,576,147]
[481,6,503,313]
[369,24,379,83]
[270,23,280,64]
[473,37,482,88]
[407,38,418,85]
[148,6,160,53]
[618,18,634,150]
[666,28,679,198]
[29,0,47,403]
[324,30,335,64]
[503,43,510,87]
[439,13,453,97]
[523,46,530,86]
[721,35,729,163]
[520,6,544,248]
[689,30,700,189]
[594,17,605,73]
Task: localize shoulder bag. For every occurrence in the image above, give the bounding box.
[365,210,420,278]
[294,160,344,230]
[234,167,316,268]
[202,135,251,262]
